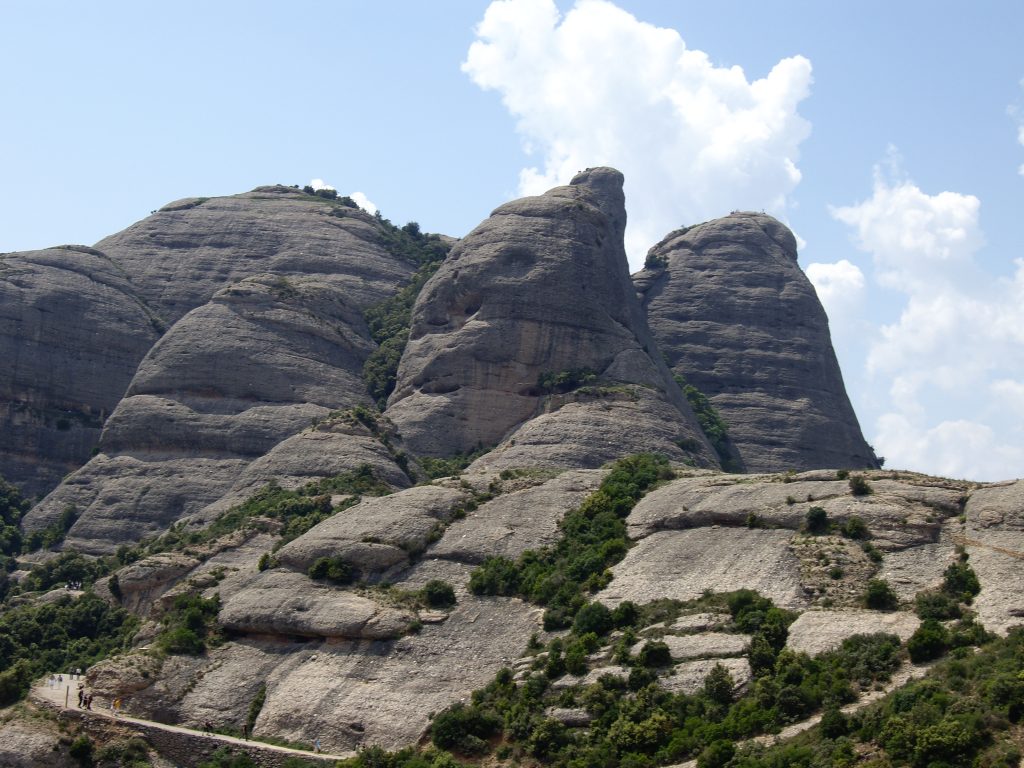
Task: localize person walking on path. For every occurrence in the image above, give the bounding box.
[241,723,248,741]
[77,686,84,708]
[314,737,321,753]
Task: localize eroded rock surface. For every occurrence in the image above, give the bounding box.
[218,570,414,640]
[275,485,469,579]
[387,168,715,468]
[25,275,395,553]
[964,480,1024,634]
[0,247,159,498]
[785,610,920,656]
[635,212,878,473]
[430,469,605,563]
[95,187,412,325]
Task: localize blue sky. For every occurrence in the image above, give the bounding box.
[2,1,1022,480]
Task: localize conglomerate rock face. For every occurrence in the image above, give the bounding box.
[21,190,421,552]
[386,167,716,469]
[94,186,413,326]
[0,247,160,499]
[635,212,879,473]
[23,275,393,553]
[6,171,1022,761]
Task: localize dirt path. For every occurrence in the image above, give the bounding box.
[953,535,1024,561]
[30,674,354,763]
[665,660,934,768]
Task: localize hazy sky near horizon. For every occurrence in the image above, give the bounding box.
[2,1,1022,481]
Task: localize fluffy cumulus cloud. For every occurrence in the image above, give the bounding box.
[309,178,335,192]
[463,0,812,267]
[349,191,378,216]
[805,259,865,321]
[832,162,1024,480]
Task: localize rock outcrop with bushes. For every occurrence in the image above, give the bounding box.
[0,170,1021,766]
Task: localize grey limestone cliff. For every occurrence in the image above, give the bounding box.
[95,187,412,326]
[635,212,878,473]
[0,246,160,499]
[386,168,717,469]
[24,274,398,553]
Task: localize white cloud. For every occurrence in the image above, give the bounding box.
[309,178,335,192]
[464,0,812,268]
[806,259,865,320]
[348,191,378,216]
[833,161,1024,481]
[874,414,1024,481]
[830,167,983,292]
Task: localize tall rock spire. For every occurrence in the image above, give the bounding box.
[635,211,879,472]
[386,168,717,469]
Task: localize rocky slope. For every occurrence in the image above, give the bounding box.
[634,212,878,473]
[0,246,161,500]
[387,167,716,470]
[2,170,1021,764]
[95,187,412,327]
[73,469,1023,758]
[21,192,424,553]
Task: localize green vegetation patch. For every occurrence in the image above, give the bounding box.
[0,592,138,705]
[156,592,222,656]
[469,453,674,629]
[674,375,739,471]
[427,591,897,767]
[733,626,1022,768]
[362,218,451,409]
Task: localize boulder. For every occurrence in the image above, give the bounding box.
[785,610,919,656]
[429,469,605,564]
[275,485,470,579]
[635,212,878,472]
[218,570,414,640]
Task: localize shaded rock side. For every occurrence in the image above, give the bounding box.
[94,187,414,326]
[635,212,878,472]
[386,167,716,467]
[0,246,159,498]
[23,275,391,553]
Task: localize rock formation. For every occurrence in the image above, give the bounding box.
[3,171,1021,763]
[387,167,716,469]
[635,212,879,473]
[94,187,412,326]
[0,246,160,499]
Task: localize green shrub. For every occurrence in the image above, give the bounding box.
[307,556,355,585]
[421,580,456,608]
[848,475,873,496]
[697,739,735,768]
[804,506,829,534]
[942,561,981,602]
[703,663,735,705]
[157,593,221,655]
[69,735,94,767]
[637,641,672,668]
[573,601,613,637]
[907,619,951,662]
[915,589,962,620]
[430,703,500,752]
[864,579,898,610]
[840,515,869,539]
